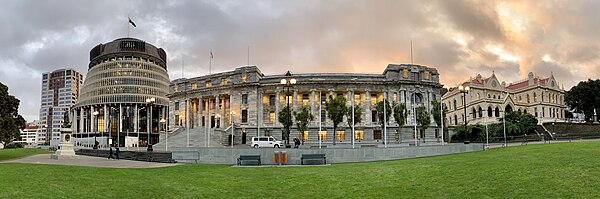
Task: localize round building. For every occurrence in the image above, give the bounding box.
[72,37,169,148]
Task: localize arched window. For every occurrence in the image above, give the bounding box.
[454,115,457,125]
[533,93,537,102]
[477,93,480,100]
[488,106,493,117]
[453,100,457,110]
[495,107,500,117]
[478,107,483,118]
[472,107,477,119]
[527,94,530,103]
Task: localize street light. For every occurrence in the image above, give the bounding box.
[146,97,156,151]
[280,71,296,148]
[458,85,470,144]
[230,110,234,148]
[160,118,167,151]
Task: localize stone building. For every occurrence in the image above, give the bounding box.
[71,37,170,148]
[442,72,565,127]
[167,64,443,147]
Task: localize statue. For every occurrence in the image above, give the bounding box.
[62,110,72,128]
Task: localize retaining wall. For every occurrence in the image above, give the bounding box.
[171,144,484,165]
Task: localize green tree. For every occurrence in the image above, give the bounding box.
[326,95,347,145]
[431,100,448,142]
[0,82,26,146]
[499,111,537,136]
[278,106,293,146]
[392,102,407,142]
[375,100,392,131]
[294,106,313,145]
[346,104,362,130]
[416,106,431,142]
[565,79,600,122]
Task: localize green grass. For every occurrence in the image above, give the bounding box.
[0,148,49,161]
[2,142,600,198]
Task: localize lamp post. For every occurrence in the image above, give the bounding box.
[230,111,234,148]
[160,118,167,151]
[458,85,470,144]
[146,97,156,150]
[93,111,99,148]
[280,70,297,148]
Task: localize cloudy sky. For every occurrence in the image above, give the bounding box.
[2,0,600,122]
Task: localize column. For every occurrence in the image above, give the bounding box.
[258,90,263,131]
[310,89,316,126]
[104,104,108,136]
[90,106,95,133]
[215,95,220,128]
[293,89,298,112]
[275,89,280,126]
[119,104,123,133]
[134,104,138,133]
[365,89,371,124]
[79,108,84,133]
[407,90,413,125]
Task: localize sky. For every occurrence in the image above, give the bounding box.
[2,0,600,122]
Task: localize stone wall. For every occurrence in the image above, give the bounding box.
[171,144,484,165]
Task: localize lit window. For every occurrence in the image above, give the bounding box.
[269,111,275,123]
[355,130,364,140]
[424,71,430,80]
[301,131,308,141]
[371,94,377,106]
[354,94,361,105]
[221,78,228,85]
[402,69,409,78]
[191,83,197,89]
[336,131,345,141]
[205,81,212,87]
[241,73,247,82]
[319,131,327,141]
[302,94,309,106]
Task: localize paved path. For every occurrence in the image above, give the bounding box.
[2,154,178,168]
[486,138,600,149]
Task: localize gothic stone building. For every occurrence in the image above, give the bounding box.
[442,72,565,127]
[168,64,443,146]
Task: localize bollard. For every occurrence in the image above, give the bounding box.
[274,151,280,165]
[281,151,287,165]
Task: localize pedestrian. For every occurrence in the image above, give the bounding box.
[294,138,300,148]
[108,147,114,159]
[115,147,120,160]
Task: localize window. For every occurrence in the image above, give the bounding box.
[402,69,409,78]
[319,131,327,141]
[477,93,480,100]
[205,81,212,87]
[424,71,430,80]
[241,73,247,82]
[269,95,276,106]
[371,94,377,106]
[221,78,228,85]
[174,85,179,92]
[355,130,364,140]
[175,102,179,111]
[321,110,326,122]
[373,130,382,140]
[354,94,361,105]
[241,110,248,123]
[533,93,537,102]
[393,93,397,102]
[320,93,326,104]
[301,131,308,141]
[371,110,377,123]
[269,111,275,123]
[302,94,309,106]
[191,83,197,89]
[242,94,248,105]
[527,94,530,103]
[336,131,345,141]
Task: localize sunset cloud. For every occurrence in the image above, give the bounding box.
[1,0,600,121]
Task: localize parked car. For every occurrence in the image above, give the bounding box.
[250,136,282,148]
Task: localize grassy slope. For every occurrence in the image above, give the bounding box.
[1,142,599,198]
[0,148,49,161]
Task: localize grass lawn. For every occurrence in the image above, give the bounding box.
[2,142,600,198]
[0,148,49,161]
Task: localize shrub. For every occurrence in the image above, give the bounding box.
[5,142,24,149]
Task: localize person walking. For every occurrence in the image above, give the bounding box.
[294,138,300,148]
[108,147,114,160]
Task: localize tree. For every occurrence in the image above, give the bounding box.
[566,79,600,122]
[346,104,362,135]
[431,100,448,142]
[0,82,26,146]
[325,95,347,145]
[278,106,293,146]
[294,106,313,145]
[375,100,392,131]
[392,102,407,142]
[416,106,431,142]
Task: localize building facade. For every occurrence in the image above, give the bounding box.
[39,68,83,145]
[168,64,443,146]
[442,72,565,126]
[71,37,170,148]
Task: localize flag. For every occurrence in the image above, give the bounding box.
[129,17,136,27]
[210,51,213,59]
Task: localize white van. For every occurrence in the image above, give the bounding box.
[250,136,282,148]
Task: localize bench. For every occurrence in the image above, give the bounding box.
[361,144,376,148]
[301,154,326,165]
[237,155,261,166]
[172,151,200,164]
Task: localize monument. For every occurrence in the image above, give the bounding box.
[51,111,76,159]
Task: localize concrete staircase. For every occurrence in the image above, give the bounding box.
[153,127,225,151]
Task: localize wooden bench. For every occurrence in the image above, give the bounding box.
[237,155,261,166]
[301,154,326,165]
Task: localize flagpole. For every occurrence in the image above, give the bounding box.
[127,14,130,38]
[209,51,213,75]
